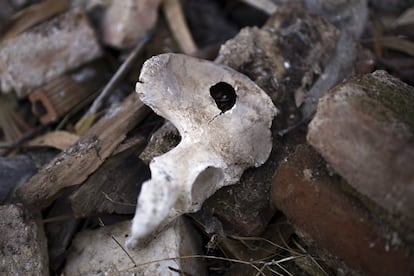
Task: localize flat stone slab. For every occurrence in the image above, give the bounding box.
[64,218,205,275]
[0,7,101,97]
[0,204,49,276]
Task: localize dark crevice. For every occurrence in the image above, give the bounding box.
[209,82,237,113]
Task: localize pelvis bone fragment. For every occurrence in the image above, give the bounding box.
[127,53,277,248]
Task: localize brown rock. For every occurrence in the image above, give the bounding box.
[0,7,102,97]
[0,204,49,275]
[272,144,414,276]
[307,70,414,231]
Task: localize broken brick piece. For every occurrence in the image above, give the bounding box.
[29,61,106,124]
[307,70,414,231]
[272,144,414,276]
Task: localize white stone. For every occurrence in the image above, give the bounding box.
[64,218,205,275]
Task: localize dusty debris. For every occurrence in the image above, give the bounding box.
[100,0,161,49]
[64,217,206,276]
[0,204,49,276]
[307,70,414,232]
[17,93,149,208]
[272,144,414,275]
[0,7,102,97]
[127,53,277,248]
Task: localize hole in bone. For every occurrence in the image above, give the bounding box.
[191,167,224,209]
[209,82,237,113]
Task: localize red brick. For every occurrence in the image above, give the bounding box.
[272,144,414,275]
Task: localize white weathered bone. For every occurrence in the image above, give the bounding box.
[126,53,277,248]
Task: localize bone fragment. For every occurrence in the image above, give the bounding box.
[127,53,277,248]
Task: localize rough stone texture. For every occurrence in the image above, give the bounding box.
[272,144,414,276]
[0,204,49,276]
[303,0,368,38]
[307,70,414,232]
[0,7,102,97]
[64,218,206,275]
[101,0,161,49]
[216,3,340,111]
[197,3,340,237]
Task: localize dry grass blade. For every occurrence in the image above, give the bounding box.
[0,0,69,42]
[227,235,297,255]
[123,254,266,275]
[291,238,329,275]
[380,36,414,57]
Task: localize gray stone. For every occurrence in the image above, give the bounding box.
[0,204,49,276]
[0,7,102,97]
[0,155,36,203]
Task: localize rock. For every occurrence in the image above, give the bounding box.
[0,155,36,203]
[63,217,206,275]
[0,204,49,276]
[307,70,414,232]
[216,3,340,112]
[0,7,102,97]
[272,144,414,275]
